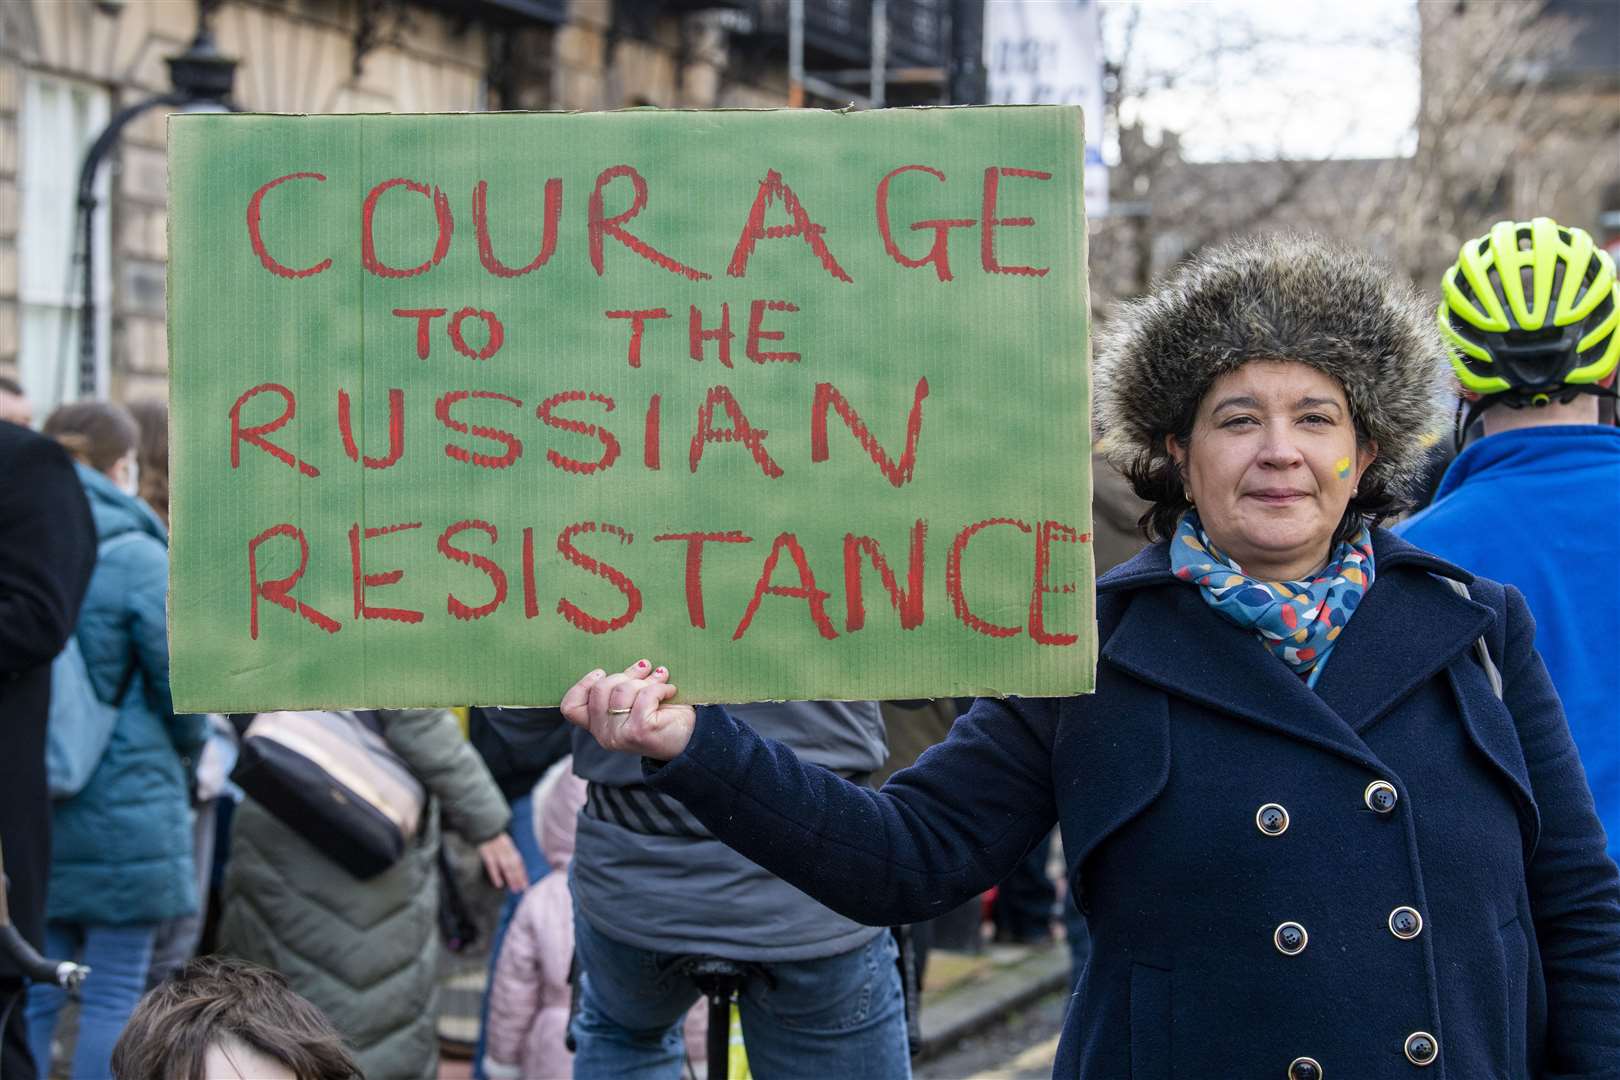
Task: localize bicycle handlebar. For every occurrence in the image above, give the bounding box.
[0,924,88,991]
[0,843,90,994]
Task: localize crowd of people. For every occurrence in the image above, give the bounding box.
[0,213,1616,1080]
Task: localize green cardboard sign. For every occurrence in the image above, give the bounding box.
[168,106,1094,710]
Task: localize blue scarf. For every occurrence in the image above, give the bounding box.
[1170,510,1375,688]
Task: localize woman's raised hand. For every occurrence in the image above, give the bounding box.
[559,660,696,762]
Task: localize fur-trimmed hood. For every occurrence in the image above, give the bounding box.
[1094,232,1451,506]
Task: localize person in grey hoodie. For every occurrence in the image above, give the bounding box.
[569,693,911,1078]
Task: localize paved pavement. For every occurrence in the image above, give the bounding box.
[915,940,1072,1061]
[917,988,1067,1079]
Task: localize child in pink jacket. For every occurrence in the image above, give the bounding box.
[482,759,706,1079]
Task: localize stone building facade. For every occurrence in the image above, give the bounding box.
[0,0,791,410]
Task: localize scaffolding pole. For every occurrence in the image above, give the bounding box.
[869,0,888,108]
[788,0,805,107]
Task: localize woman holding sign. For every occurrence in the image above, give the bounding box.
[562,234,1620,1077]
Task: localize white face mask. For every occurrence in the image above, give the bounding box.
[118,452,140,498]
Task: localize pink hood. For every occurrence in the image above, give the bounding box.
[533,757,587,872]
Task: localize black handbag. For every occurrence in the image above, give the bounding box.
[233,710,426,879]
[437,846,479,953]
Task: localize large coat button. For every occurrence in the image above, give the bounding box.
[1287,1057,1322,1080]
[1404,1031,1438,1066]
[1257,803,1290,836]
[1364,780,1399,814]
[1389,906,1423,940]
[1274,921,1308,955]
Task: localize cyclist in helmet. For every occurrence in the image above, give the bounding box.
[1401,216,1620,858]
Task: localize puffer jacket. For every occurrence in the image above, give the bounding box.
[46,465,205,927]
[483,762,587,1080]
[218,708,509,1080]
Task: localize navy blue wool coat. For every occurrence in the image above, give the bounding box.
[647,532,1620,1078]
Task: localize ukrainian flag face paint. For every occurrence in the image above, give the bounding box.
[1335,456,1352,480]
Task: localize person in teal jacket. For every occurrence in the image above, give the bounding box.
[1400,218,1620,861]
[26,401,207,1078]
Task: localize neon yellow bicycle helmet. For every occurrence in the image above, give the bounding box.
[1438,217,1620,414]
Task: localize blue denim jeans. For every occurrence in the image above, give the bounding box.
[26,921,157,1078]
[473,791,549,1080]
[571,906,911,1080]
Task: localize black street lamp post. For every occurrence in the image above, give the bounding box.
[74,11,237,398]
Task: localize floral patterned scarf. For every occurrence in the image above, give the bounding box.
[1169,510,1375,688]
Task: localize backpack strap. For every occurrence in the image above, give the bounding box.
[92,531,149,706]
[1442,576,1504,700]
[97,531,146,558]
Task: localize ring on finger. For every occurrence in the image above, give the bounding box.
[606,706,633,715]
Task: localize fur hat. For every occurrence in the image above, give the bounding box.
[1094,232,1451,506]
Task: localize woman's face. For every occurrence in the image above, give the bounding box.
[1167,360,1376,581]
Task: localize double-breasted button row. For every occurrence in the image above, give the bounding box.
[1288,1035,1437,1077]
[1270,782,1421,1078]
[1258,780,1396,837]
[1296,1036,1438,1080]
[1273,909,1422,956]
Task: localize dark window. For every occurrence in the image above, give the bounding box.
[742,0,951,69]
[415,0,568,26]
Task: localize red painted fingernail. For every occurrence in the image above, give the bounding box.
[655,667,667,675]
[636,659,649,669]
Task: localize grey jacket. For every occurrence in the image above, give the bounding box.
[571,700,888,960]
[219,709,509,1080]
